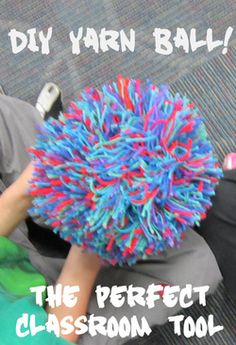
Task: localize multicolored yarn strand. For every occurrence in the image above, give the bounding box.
[29,76,222,265]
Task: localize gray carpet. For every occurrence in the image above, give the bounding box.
[0,1,236,344]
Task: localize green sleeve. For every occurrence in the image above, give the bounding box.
[0,236,74,344]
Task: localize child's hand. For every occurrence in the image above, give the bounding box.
[47,245,102,343]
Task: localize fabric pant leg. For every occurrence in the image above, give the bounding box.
[77,229,222,345]
[196,169,236,301]
[0,94,43,186]
[0,95,61,283]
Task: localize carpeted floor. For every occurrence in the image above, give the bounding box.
[0,1,236,344]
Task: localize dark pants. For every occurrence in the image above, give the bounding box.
[196,169,236,301]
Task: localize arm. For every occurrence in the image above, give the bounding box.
[0,162,34,236]
[47,245,102,343]
[0,160,102,344]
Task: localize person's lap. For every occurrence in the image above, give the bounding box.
[78,229,221,345]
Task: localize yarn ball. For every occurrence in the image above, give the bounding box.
[29,76,222,265]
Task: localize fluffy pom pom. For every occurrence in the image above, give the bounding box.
[29,76,222,265]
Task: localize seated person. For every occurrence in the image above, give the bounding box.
[0,93,223,345]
